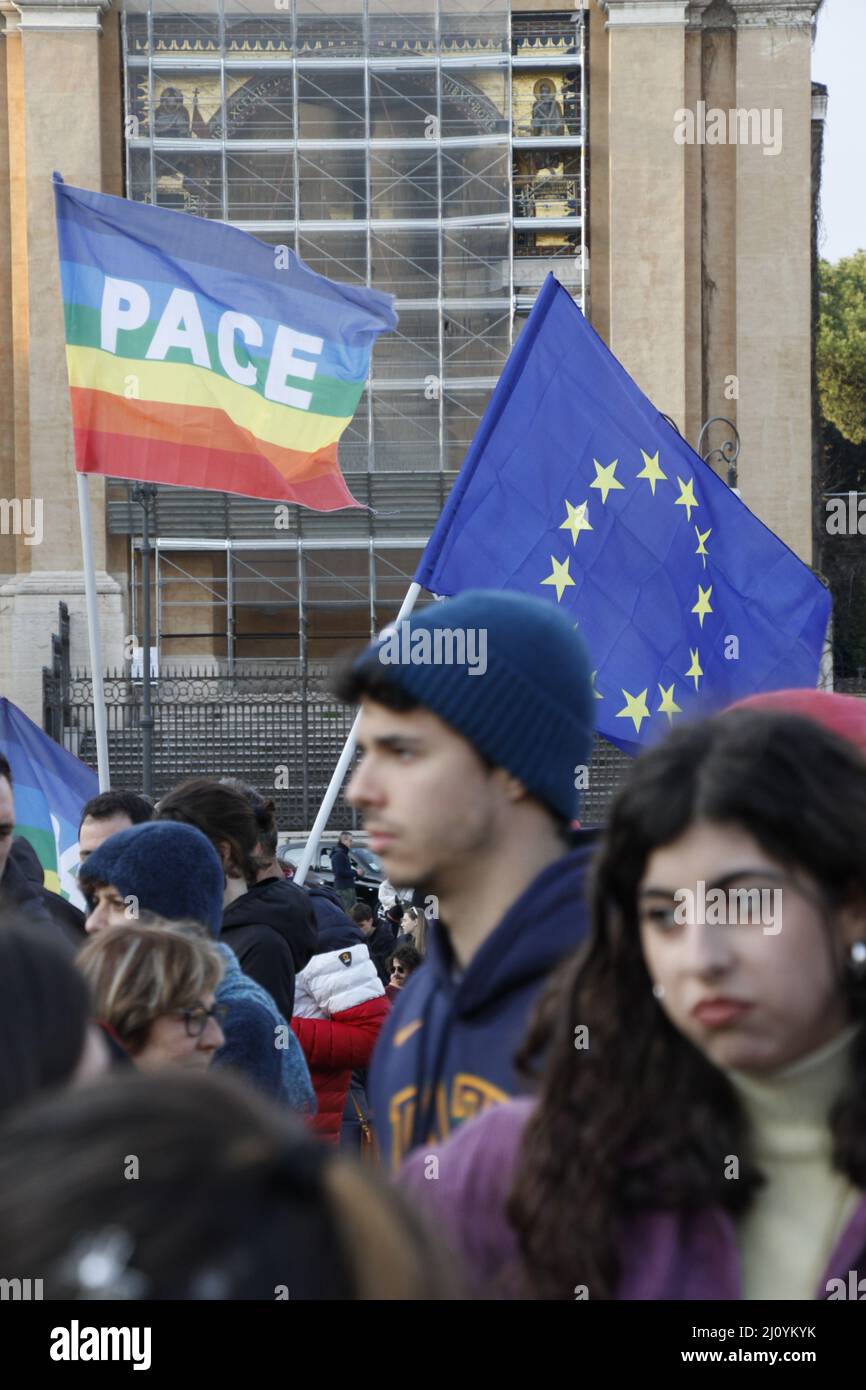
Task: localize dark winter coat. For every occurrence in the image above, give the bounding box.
[8,838,86,948]
[369,832,598,1171]
[366,919,398,986]
[329,844,356,891]
[304,881,357,938]
[221,876,318,1021]
[0,850,73,949]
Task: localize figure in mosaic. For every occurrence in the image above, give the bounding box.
[153,87,192,139]
[531,78,564,137]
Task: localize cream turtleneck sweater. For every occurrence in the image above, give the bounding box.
[725,1026,863,1300]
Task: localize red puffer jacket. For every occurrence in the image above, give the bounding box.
[292,995,390,1144]
[292,939,390,1145]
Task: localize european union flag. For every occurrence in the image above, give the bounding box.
[416,275,831,755]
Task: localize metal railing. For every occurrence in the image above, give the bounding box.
[43,656,632,829]
[43,663,357,829]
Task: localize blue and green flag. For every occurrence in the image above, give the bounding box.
[0,697,97,905]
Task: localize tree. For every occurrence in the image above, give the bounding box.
[819,424,866,678]
[815,250,866,680]
[817,250,866,445]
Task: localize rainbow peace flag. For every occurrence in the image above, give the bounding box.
[53,175,397,510]
[0,698,97,907]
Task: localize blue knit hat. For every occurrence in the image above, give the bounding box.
[79,821,225,938]
[352,590,595,821]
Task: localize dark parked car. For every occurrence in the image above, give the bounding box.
[277,841,384,910]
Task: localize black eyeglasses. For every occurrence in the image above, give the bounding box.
[177,1003,229,1039]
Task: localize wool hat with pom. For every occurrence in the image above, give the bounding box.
[78,820,225,938]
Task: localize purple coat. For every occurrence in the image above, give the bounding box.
[401,1098,866,1300]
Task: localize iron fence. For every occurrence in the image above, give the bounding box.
[42,597,631,828]
[43,663,359,829]
[42,659,632,830]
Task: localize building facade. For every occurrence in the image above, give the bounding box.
[1,0,822,721]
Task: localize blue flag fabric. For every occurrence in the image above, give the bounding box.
[416,275,831,756]
[0,697,98,906]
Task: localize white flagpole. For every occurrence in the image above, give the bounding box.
[293,580,422,887]
[819,611,834,691]
[76,473,111,790]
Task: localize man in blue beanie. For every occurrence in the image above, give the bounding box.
[334,589,597,1170]
[79,821,314,1112]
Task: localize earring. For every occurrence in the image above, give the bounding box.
[652,982,665,1001]
[849,941,866,980]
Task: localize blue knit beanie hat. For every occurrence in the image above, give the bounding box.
[352,589,595,821]
[79,821,225,937]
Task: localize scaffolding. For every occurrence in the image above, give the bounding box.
[129,534,432,664]
[118,1,587,658]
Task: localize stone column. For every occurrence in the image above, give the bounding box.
[698,0,738,438]
[0,0,124,721]
[729,0,819,563]
[602,0,691,427]
[587,0,610,344]
[0,6,14,578]
[683,0,711,445]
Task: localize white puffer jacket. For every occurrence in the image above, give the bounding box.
[293,942,385,1020]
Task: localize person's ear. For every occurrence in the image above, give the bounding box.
[217,840,240,877]
[491,767,529,804]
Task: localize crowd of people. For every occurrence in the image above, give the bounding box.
[0,588,865,1300]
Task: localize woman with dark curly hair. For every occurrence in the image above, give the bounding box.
[402,710,866,1300]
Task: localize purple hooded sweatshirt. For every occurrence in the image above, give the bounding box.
[401,1099,866,1300]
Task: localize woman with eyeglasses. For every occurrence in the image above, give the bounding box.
[77,921,226,1072]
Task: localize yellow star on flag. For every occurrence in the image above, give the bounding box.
[675,476,698,522]
[685,647,703,690]
[635,449,668,495]
[616,687,651,734]
[695,525,711,568]
[540,554,575,603]
[657,683,683,725]
[560,499,593,545]
[692,584,713,629]
[591,669,603,700]
[590,458,625,505]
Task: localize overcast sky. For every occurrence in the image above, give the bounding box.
[812,0,865,263]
